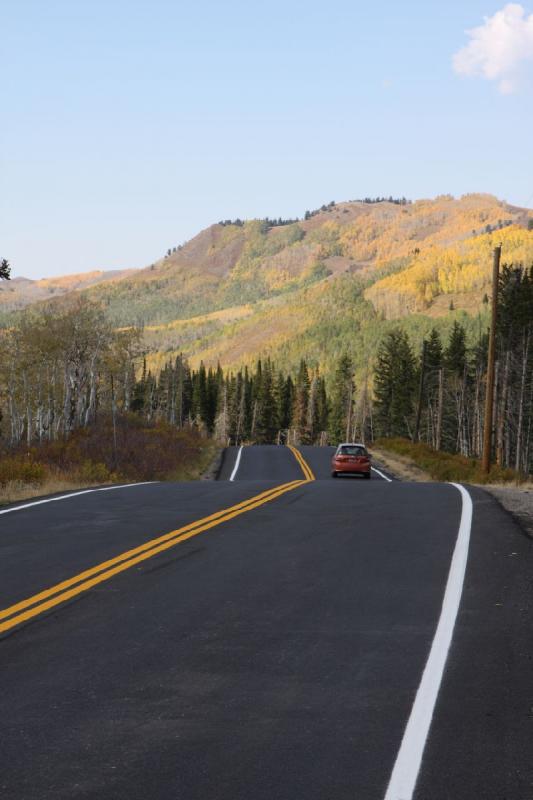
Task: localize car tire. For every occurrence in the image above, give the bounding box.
[331,471,337,478]
[364,472,371,479]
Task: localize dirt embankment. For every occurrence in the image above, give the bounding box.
[369,446,432,482]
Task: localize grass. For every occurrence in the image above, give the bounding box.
[373,437,525,484]
[0,415,218,506]
[0,478,103,506]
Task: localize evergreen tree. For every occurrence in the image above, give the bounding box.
[328,355,354,444]
[444,322,467,376]
[192,362,209,429]
[426,328,443,373]
[274,371,292,434]
[0,258,11,280]
[255,360,277,443]
[316,374,329,436]
[421,328,443,446]
[291,359,311,443]
[373,330,416,438]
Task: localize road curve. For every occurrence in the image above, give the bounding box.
[0,446,531,799]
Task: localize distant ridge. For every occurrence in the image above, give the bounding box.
[0,268,136,311]
[4,194,533,377]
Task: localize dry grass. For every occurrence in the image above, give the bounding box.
[369,446,432,482]
[373,438,527,484]
[0,478,103,506]
[0,416,219,507]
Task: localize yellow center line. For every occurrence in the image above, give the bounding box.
[0,478,309,635]
[287,445,316,481]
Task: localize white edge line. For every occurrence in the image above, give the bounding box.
[0,482,158,516]
[229,445,243,482]
[383,483,473,800]
[371,466,393,482]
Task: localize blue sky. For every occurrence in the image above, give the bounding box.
[2,0,532,278]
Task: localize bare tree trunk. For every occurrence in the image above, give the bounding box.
[515,332,529,473]
[496,352,510,467]
[436,368,444,451]
[111,374,118,471]
[473,367,482,457]
[63,362,72,436]
[23,371,32,447]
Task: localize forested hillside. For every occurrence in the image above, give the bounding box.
[5,193,533,383]
[2,193,533,488]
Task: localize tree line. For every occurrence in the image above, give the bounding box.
[0,299,364,450]
[1,299,141,447]
[373,263,533,473]
[357,197,411,205]
[2,261,531,476]
[130,355,352,446]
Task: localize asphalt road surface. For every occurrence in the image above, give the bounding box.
[0,446,531,799]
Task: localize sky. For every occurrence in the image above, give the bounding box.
[1,0,533,279]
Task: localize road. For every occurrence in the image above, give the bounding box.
[0,446,532,799]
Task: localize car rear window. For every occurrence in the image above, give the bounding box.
[339,446,367,456]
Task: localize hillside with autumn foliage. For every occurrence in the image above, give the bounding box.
[5,193,533,378]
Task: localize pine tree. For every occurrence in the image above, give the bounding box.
[328,355,354,444]
[307,373,320,443]
[291,359,311,443]
[444,322,467,376]
[373,330,416,438]
[316,374,329,436]
[0,259,11,280]
[274,371,292,436]
[422,328,443,446]
[255,360,277,443]
[192,362,208,428]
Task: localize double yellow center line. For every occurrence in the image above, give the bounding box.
[0,447,315,635]
[288,445,315,481]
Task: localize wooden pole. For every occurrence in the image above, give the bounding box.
[482,245,502,473]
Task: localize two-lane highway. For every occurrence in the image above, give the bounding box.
[0,446,531,799]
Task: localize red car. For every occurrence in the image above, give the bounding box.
[331,443,371,479]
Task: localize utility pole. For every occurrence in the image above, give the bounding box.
[482,245,502,473]
[413,339,427,443]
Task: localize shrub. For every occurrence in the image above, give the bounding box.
[76,460,112,483]
[0,457,47,486]
[7,414,214,485]
[374,438,522,484]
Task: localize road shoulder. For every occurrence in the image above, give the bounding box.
[481,484,533,538]
[368,446,430,482]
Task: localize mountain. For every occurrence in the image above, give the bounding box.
[0,269,136,312]
[6,194,533,377]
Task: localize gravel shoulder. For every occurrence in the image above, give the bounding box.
[371,446,533,538]
[480,484,533,538]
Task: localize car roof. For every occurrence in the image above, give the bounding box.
[337,442,366,448]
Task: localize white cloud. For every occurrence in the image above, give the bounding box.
[453,3,533,93]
